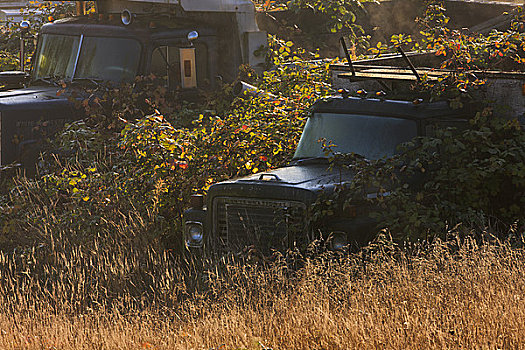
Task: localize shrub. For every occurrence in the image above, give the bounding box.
[0,1,78,71]
[315,110,525,241]
[0,39,335,251]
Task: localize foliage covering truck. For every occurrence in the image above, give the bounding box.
[0,0,266,173]
[184,55,525,257]
[183,95,472,255]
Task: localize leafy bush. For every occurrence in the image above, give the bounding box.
[369,2,524,101]
[0,1,523,253]
[315,110,525,241]
[0,37,334,251]
[286,0,368,35]
[310,3,525,240]
[418,3,525,70]
[259,0,373,52]
[0,1,78,71]
[116,56,333,238]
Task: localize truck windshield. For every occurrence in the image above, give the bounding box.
[293,113,418,160]
[33,34,141,83]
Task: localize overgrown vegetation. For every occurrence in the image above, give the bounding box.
[0,1,78,70]
[0,1,523,251]
[312,2,525,240]
[256,0,374,54]
[0,34,334,251]
[0,0,522,347]
[316,111,525,241]
[1,235,525,349]
[370,2,524,99]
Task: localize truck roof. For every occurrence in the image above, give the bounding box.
[41,17,217,39]
[312,96,464,120]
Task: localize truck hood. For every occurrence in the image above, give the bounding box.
[0,85,81,169]
[238,163,353,188]
[207,163,355,204]
[0,86,66,107]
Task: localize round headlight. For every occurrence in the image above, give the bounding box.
[329,231,348,251]
[186,223,203,248]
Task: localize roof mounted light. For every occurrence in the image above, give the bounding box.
[121,9,134,26]
[337,88,350,98]
[375,90,387,99]
[356,89,367,98]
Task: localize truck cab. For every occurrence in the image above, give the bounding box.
[33,17,219,87]
[0,0,267,173]
[183,95,469,257]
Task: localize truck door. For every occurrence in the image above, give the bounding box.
[150,42,210,90]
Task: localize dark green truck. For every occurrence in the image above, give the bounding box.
[0,0,266,174]
[183,94,469,256]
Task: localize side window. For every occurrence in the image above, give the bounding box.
[151,46,181,89]
[150,46,168,83]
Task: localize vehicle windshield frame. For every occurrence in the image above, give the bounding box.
[31,33,142,84]
[293,112,419,161]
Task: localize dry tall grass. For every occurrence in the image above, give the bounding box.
[0,229,524,349]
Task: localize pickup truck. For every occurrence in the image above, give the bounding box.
[0,0,266,174]
[183,46,524,256]
[183,94,470,256]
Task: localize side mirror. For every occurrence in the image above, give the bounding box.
[19,21,30,72]
[187,31,199,43]
[20,20,30,35]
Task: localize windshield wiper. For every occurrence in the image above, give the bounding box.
[32,77,59,86]
[290,157,329,165]
[71,77,102,86]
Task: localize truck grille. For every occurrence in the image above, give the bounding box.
[213,197,307,253]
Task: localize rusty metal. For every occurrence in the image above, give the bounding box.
[339,37,355,76]
[337,69,440,83]
[397,47,421,82]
